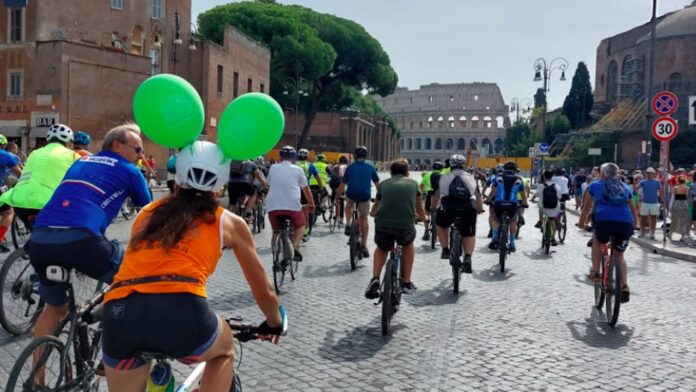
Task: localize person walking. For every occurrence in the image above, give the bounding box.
[638,167,662,239]
[670,176,691,242]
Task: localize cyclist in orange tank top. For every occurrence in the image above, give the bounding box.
[102,141,284,392]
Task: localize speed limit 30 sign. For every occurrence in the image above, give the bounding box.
[651,116,678,142]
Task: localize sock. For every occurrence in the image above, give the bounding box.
[464,253,471,260]
[510,234,516,245]
[0,225,8,242]
[492,228,499,240]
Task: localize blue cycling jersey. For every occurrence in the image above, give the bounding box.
[342,160,379,202]
[493,174,524,203]
[35,151,152,236]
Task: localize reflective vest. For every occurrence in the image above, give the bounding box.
[1,143,79,209]
[421,171,432,192]
[311,161,328,186]
[295,160,310,181]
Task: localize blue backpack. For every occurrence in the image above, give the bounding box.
[602,179,629,206]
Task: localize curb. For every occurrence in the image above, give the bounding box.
[565,208,696,264]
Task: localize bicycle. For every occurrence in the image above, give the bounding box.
[379,245,403,335]
[348,204,364,270]
[138,305,287,392]
[11,214,31,250]
[498,209,512,274]
[252,196,266,235]
[557,202,568,243]
[120,197,136,220]
[0,248,103,336]
[271,217,297,293]
[540,213,553,255]
[430,209,437,250]
[449,217,463,294]
[593,242,622,327]
[5,266,106,391]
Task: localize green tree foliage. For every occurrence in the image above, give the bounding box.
[534,88,547,109]
[544,114,571,142]
[504,121,543,157]
[198,2,398,148]
[561,62,594,130]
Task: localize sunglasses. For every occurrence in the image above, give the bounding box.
[124,142,143,155]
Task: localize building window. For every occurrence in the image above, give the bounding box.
[8,71,23,98]
[260,83,265,93]
[152,0,163,19]
[449,95,454,102]
[150,49,160,75]
[233,72,239,98]
[428,96,433,103]
[217,65,223,95]
[9,8,23,43]
[247,78,253,93]
[111,0,123,10]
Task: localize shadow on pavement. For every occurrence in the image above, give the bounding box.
[566,308,634,349]
[319,320,404,362]
[257,246,272,256]
[522,250,553,261]
[418,243,438,253]
[303,259,364,278]
[404,279,463,307]
[208,291,257,311]
[473,265,515,282]
[572,274,593,287]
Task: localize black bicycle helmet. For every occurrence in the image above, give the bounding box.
[280,146,296,160]
[503,161,517,172]
[355,145,368,159]
[432,161,444,170]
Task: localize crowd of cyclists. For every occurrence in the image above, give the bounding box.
[0,119,686,390]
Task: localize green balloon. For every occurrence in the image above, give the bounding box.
[218,93,285,160]
[133,74,204,148]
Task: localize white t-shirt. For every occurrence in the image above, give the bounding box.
[535,181,562,216]
[552,175,570,195]
[265,161,307,212]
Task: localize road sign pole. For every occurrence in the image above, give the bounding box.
[660,140,670,246]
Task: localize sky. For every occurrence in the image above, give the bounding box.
[192,0,694,111]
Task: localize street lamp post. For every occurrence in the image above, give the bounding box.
[533,57,569,140]
[283,76,309,147]
[510,97,533,124]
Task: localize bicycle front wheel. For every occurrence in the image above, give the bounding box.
[594,255,606,310]
[430,211,437,250]
[607,256,621,327]
[0,249,43,335]
[381,258,394,335]
[5,336,71,392]
[558,212,567,243]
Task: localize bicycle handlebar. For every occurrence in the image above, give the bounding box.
[227,305,288,343]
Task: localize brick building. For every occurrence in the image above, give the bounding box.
[375,83,509,168]
[0,0,270,168]
[593,1,696,129]
[277,110,400,163]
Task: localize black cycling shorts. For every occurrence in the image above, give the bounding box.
[374,227,416,252]
[14,207,40,231]
[0,188,9,213]
[594,221,633,252]
[436,208,477,237]
[228,182,255,205]
[102,292,220,370]
[493,201,518,221]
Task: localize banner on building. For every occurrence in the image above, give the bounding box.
[5,0,28,8]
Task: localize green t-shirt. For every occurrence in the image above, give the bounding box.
[420,171,432,192]
[375,175,420,230]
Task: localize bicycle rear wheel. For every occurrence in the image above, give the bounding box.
[543,220,551,254]
[430,211,437,249]
[594,253,606,310]
[451,234,462,293]
[272,235,285,293]
[381,258,394,335]
[0,249,43,335]
[607,256,621,327]
[288,234,299,281]
[120,198,135,220]
[557,212,567,243]
[349,222,359,270]
[5,336,71,392]
[329,208,336,233]
[11,214,30,251]
[499,222,508,273]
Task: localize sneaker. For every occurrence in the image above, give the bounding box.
[551,239,558,247]
[586,239,593,247]
[400,280,417,295]
[509,242,516,253]
[462,255,472,273]
[649,233,656,240]
[293,248,303,262]
[488,240,499,250]
[422,231,430,241]
[534,221,542,229]
[519,216,525,226]
[587,271,600,283]
[487,229,493,238]
[621,285,630,303]
[337,220,344,228]
[440,247,450,259]
[365,277,380,299]
[344,226,351,236]
[302,234,309,243]
[0,242,10,253]
[361,246,370,259]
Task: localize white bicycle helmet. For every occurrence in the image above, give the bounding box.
[175,141,230,192]
[47,124,74,143]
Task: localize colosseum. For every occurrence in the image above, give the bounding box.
[375,82,509,168]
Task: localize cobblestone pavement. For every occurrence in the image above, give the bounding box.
[1,175,695,391]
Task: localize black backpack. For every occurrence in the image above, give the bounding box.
[444,174,474,211]
[230,161,244,176]
[542,182,559,209]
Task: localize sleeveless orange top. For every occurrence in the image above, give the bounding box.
[104,199,227,303]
